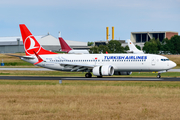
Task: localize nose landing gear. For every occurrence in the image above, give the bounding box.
[157,73,161,78]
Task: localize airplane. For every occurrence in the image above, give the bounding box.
[18,24,176,78]
[59,36,89,54]
[127,39,144,54]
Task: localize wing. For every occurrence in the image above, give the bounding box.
[59,62,100,72]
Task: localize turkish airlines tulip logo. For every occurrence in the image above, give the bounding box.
[24,35,41,55]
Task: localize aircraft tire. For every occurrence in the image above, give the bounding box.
[85,73,92,78]
[157,74,161,78]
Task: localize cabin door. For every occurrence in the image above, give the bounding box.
[151,57,156,66]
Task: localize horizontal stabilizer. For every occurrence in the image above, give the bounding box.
[5,54,35,59]
[33,51,44,65]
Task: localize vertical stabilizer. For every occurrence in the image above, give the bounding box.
[127,39,144,54]
[59,37,72,52]
[19,24,57,56]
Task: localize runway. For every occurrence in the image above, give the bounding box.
[0,76,180,81]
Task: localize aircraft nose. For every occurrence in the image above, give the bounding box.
[170,61,177,68]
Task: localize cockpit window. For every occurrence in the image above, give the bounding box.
[161,59,169,61]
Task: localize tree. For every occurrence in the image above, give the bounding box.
[89,46,99,54]
[161,38,171,54]
[124,45,129,51]
[87,42,94,46]
[170,35,180,54]
[161,35,180,54]
[143,38,159,54]
[107,40,124,53]
[99,45,111,53]
[135,45,141,50]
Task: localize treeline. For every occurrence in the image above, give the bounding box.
[143,35,180,54]
[89,35,180,54]
[89,40,125,53]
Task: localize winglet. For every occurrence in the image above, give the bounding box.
[59,37,72,52]
[106,51,108,54]
[33,51,44,65]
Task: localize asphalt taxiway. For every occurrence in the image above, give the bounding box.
[0,76,180,81]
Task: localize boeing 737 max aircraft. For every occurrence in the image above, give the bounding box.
[18,24,176,78]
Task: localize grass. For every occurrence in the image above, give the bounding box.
[0,53,34,67]
[0,80,180,120]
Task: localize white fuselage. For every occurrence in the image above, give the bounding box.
[21,53,176,72]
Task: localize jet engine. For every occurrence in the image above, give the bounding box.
[114,71,132,75]
[93,65,114,76]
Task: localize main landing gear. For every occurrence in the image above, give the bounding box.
[85,73,92,78]
[157,73,161,78]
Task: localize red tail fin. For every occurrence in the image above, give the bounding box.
[59,37,72,52]
[19,24,57,56]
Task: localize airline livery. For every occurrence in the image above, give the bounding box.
[19,24,176,78]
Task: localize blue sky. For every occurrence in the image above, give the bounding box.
[0,0,179,42]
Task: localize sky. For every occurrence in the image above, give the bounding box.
[0,0,180,42]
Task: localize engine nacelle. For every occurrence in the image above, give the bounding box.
[93,65,114,76]
[114,71,132,75]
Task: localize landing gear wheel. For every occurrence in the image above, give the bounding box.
[157,74,161,78]
[85,73,92,78]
